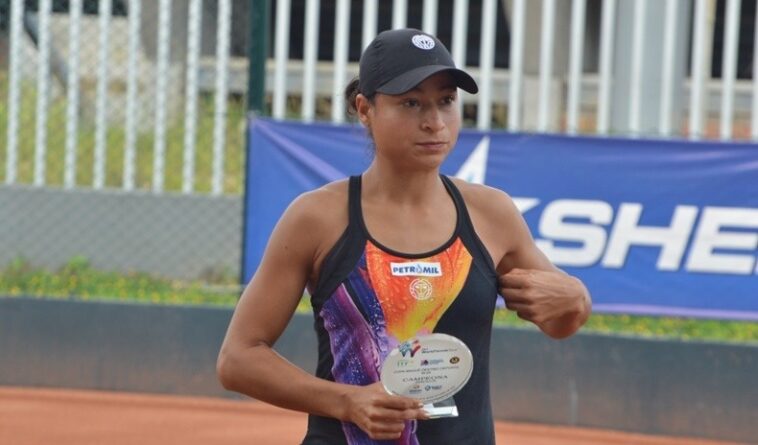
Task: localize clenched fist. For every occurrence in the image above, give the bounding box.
[499,268,590,338]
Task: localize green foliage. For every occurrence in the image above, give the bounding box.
[2,257,757,343]
[493,307,758,344]
[0,257,240,307]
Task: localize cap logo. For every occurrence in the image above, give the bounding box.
[411,34,436,50]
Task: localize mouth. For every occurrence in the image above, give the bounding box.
[416,141,448,150]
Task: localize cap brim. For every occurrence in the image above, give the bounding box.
[375,65,478,95]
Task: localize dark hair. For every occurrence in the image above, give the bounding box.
[344,77,374,117]
[344,77,376,149]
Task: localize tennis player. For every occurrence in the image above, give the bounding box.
[218,28,591,444]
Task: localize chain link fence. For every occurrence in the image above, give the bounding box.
[1,0,250,303]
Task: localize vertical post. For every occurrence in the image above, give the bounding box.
[566,0,586,135]
[152,0,172,193]
[212,0,232,195]
[6,0,23,185]
[629,0,646,136]
[248,0,270,115]
[508,0,525,132]
[124,0,141,191]
[477,0,496,130]
[659,0,678,137]
[302,0,320,123]
[422,0,438,35]
[719,0,741,140]
[451,0,469,116]
[94,0,112,189]
[65,0,83,189]
[272,0,291,120]
[34,0,52,187]
[332,0,350,124]
[362,0,378,50]
[689,0,715,140]
[393,0,407,29]
[243,0,271,284]
[182,0,203,193]
[596,0,616,135]
[537,0,556,132]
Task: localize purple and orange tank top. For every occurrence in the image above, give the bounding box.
[302,175,499,445]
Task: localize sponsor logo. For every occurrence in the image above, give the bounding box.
[399,339,422,358]
[409,278,433,301]
[412,34,436,50]
[456,137,758,276]
[450,356,460,364]
[421,359,444,366]
[425,384,444,392]
[390,262,442,277]
[517,199,758,275]
[396,359,412,367]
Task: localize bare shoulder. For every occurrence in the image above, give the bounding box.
[277,179,350,282]
[285,179,349,226]
[447,177,528,268]
[448,177,519,220]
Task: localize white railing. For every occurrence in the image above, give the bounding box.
[4,0,758,195]
[3,0,236,195]
[264,0,758,141]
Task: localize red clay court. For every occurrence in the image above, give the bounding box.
[0,386,744,445]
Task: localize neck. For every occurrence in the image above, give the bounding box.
[362,161,444,204]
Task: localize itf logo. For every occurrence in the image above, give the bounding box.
[399,339,422,358]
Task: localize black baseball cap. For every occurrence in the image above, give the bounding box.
[358,28,478,97]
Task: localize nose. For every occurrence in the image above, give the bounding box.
[421,106,445,132]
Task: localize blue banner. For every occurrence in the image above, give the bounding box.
[244,118,758,320]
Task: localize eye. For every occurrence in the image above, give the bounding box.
[441,95,456,106]
[402,98,420,108]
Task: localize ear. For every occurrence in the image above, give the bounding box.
[355,93,372,127]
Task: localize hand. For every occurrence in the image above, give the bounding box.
[499,268,587,326]
[341,382,428,440]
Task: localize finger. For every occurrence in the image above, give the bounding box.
[368,406,420,422]
[365,412,407,427]
[378,394,423,411]
[515,311,533,322]
[500,288,532,304]
[365,424,405,440]
[363,419,409,439]
[505,302,532,314]
[499,272,528,289]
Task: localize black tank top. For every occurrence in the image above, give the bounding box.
[302,175,499,445]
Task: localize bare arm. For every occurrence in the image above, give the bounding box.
[458,181,591,339]
[216,189,426,440]
[495,193,591,339]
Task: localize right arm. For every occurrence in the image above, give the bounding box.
[216,188,427,440]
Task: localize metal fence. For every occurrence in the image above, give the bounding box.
[0,1,244,286]
[3,0,758,196]
[2,0,240,195]
[2,0,758,285]
[267,0,758,140]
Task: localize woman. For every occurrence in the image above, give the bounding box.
[217,28,591,444]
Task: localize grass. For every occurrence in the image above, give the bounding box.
[0,256,242,307]
[2,257,756,344]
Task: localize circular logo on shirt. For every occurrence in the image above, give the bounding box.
[409,278,433,301]
[411,34,436,50]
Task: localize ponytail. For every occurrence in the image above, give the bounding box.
[344,77,361,116]
[344,77,374,117]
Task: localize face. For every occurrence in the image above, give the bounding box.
[356,72,461,169]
